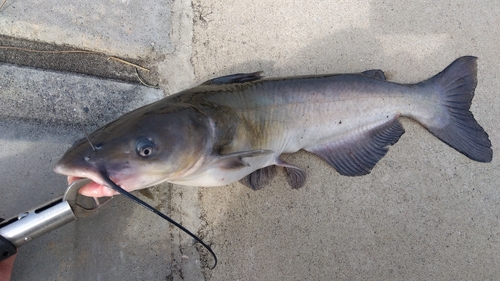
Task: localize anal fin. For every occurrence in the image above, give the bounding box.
[306,115,405,176]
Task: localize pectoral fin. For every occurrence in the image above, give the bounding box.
[218,149,274,170]
[306,115,404,176]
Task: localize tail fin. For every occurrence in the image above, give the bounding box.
[421,56,492,162]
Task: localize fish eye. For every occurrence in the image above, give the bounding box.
[136,138,155,157]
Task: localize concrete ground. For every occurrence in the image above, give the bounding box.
[1,0,499,280]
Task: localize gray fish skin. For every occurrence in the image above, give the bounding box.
[54,56,492,196]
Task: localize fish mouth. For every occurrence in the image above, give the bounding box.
[67,175,118,197]
[54,165,120,197]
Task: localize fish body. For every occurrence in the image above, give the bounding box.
[55,57,492,197]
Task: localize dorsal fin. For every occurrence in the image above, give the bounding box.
[201,71,264,85]
[360,69,386,81]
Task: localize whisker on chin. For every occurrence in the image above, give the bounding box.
[80,122,96,151]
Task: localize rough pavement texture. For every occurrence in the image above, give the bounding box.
[0,34,156,83]
[0,0,173,58]
[0,64,162,126]
[1,0,500,280]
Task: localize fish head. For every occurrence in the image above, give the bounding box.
[54,105,212,197]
